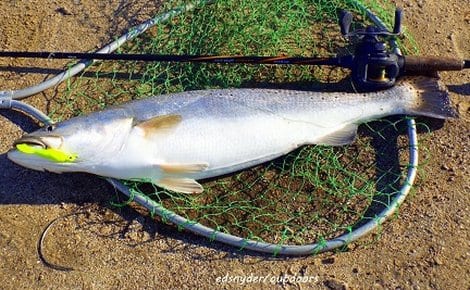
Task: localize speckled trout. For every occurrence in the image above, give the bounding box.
[8,77,456,193]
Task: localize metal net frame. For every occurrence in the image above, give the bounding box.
[0,0,419,256]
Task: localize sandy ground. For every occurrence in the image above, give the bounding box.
[0,1,468,289]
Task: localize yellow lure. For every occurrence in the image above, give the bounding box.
[16,143,77,163]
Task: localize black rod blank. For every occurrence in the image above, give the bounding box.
[0,51,341,66]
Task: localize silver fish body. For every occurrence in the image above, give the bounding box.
[8,77,456,193]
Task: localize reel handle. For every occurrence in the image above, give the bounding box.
[339,10,353,37]
[339,7,403,38]
[393,8,403,34]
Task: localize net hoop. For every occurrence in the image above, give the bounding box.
[2,1,418,255]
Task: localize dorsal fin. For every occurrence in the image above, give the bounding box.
[134,114,182,137]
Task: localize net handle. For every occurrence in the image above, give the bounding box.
[1,0,213,101]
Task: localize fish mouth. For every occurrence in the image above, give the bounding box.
[9,134,75,170]
[12,135,63,149]
[13,136,47,148]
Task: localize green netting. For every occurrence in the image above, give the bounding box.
[51,0,426,249]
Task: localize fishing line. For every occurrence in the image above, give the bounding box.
[37,211,89,272]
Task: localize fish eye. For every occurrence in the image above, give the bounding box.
[46,125,55,132]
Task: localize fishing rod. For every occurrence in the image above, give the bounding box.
[0,8,468,91]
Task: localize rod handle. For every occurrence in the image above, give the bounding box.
[404,56,465,73]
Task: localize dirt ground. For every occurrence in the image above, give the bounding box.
[0,1,468,289]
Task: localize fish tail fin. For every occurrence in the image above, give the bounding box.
[402,76,458,119]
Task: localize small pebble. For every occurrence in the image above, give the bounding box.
[324,279,348,290]
[321,257,335,264]
[434,256,443,265]
[56,7,72,15]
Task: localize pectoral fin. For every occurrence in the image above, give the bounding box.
[134,114,182,137]
[157,177,204,194]
[316,124,358,146]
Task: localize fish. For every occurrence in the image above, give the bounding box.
[8,77,456,193]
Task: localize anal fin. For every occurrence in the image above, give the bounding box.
[316,124,358,146]
[157,177,203,194]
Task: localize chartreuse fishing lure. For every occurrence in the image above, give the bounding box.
[16,143,77,163]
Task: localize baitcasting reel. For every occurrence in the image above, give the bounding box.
[337,8,467,91]
[338,8,404,91]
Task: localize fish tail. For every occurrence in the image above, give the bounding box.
[401,76,458,119]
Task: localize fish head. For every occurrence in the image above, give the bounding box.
[8,116,134,173]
